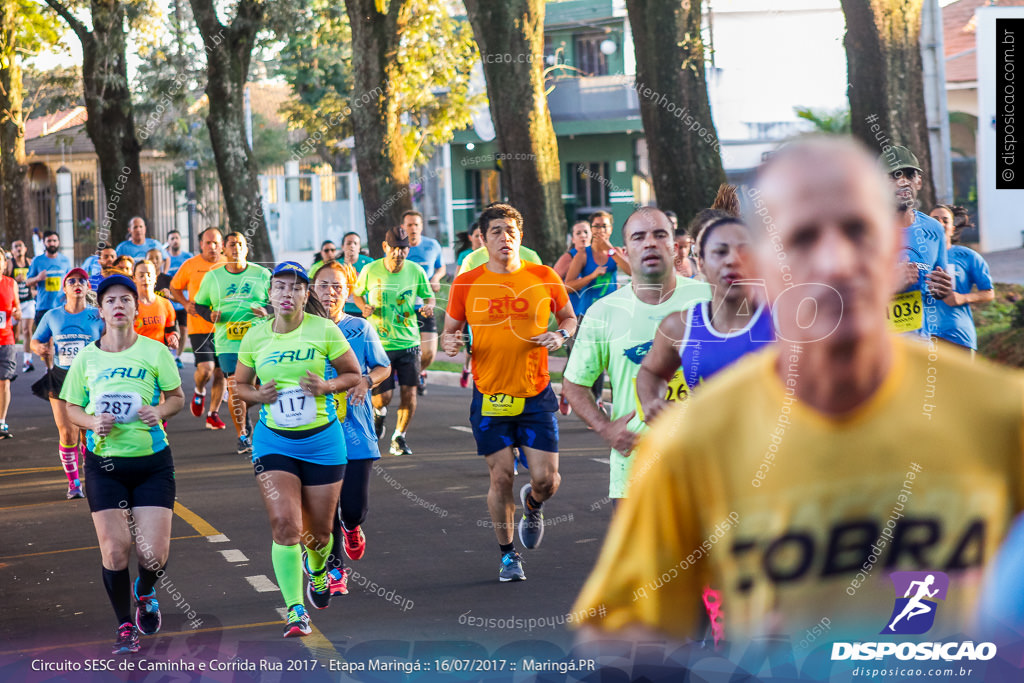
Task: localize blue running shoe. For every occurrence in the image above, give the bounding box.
[134,578,161,635]
[499,551,526,582]
[518,483,545,549]
[283,604,312,637]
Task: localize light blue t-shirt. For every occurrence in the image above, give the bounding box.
[900,211,949,338]
[82,254,100,277]
[326,316,390,460]
[116,238,169,263]
[407,237,443,309]
[26,252,72,310]
[32,307,104,369]
[933,245,992,350]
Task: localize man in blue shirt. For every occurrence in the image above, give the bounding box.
[162,229,192,365]
[402,210,444,395]
[116,216,169,263]
[883,146,952,338]
[25,231,72,328]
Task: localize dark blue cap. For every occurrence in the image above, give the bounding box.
[96,273,138,300]
[272,261,310,284]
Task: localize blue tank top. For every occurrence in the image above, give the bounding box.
[576,246,617,316]
[679,301,775,390]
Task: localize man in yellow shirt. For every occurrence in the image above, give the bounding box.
[573,138,1024,662]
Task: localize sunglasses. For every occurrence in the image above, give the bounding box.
[889,168,919,180]
[65,278,88,285]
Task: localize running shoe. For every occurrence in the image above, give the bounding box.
[112,622,140,654]
[390,435,412,456]
[175,357,184,369]
[373,407,386,439]
[66,480,85,500]
[328,567,350,597]
[0,422,10,439]
[206,412,226,430]
[190,391,205,417]
[558,394,572,416]
[460,369,470,388]
[305,565,331,610]
[518,483,545,549]
[236,434,252,455]
[22,360,34,373]
[283,604,312,637]
[417,372,427,396]
[499,551,526,582]
[134,578,162,635]
[342,524,366,561]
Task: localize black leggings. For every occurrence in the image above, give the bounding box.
[330,458,373,569]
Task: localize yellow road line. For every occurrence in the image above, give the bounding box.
[0,620,283,656]
[0,466,64,477]
[0,535,204,561]
[173,501,221,537]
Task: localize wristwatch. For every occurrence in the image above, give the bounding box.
[364,374,373,389]
[556,329,570,341]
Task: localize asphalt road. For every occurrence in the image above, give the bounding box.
[0,363,620,682]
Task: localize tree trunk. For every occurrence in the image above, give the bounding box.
[627,0,726,224]
[45,0,147,247]
[463,0,565,264]
[190,0,274,265]
[0,0,28,246]
[343,0,412,258]
[841,0,934,208]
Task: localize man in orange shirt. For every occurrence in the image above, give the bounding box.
[443,203,577,582]
[169,227,227,429]
[133,260,177,348]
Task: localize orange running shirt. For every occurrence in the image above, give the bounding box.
[447,262,569,398]
[169,254,226,336]
[135,296,176,344]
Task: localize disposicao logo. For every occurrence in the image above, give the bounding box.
[831,571,997,663]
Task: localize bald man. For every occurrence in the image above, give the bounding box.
[572,137,1024,655]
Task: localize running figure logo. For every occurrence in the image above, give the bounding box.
[881,571,949,635]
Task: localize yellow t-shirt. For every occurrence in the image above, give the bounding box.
[573,338,1024,643]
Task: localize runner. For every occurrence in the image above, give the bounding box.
[402,210,444,396]
[169,227,228,431]
[554,221,592,280]
[572,136,1024,650]
[353,227,435,456]
[673,228,698,278]
[132,260,178,349]
[562,207,711,503]
[0,249,20,438]
[234,262,362,636]
[929,204,994,354]
[311,261,392,597]
[30,268,104,499]
[9,240,36,372]
[339,232,373,317]
[308,240,338,280]
[115,216,168,263]
[442,203,577,582]
[61,273,185,654]
[885,146,952,337]
[194,232,271,454]
[635,212,775,423]
[161,230,192,366]
[88,247,119,291]
[25,230,72,329]
[456,222,483,268]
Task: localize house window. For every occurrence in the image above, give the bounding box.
[571,161,611,210]
[574,33,608,76]
[467,169,502,210]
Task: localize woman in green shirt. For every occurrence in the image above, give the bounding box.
[62,274,185,655]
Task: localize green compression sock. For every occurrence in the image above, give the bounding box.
[271,542,304,608]
[306,534,332,573]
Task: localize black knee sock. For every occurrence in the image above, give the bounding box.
[330,502,345,571]
[137,562,163,596]
[102,567,132,626]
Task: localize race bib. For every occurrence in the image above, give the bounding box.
[271,387,317,428]
[45,276,61,292]
[13,267,27,281]
[481,392,525,417]
[96,392,142,424]
[634,369,689,423]
[887,290,923,333]
[225,320,252,341]
[57,340,86,366]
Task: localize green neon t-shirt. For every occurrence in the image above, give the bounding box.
[60,335,182,457]
[238,313,352,431]
[354,259,433,351]
[194,263,271,353]
[562,275,712,498]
